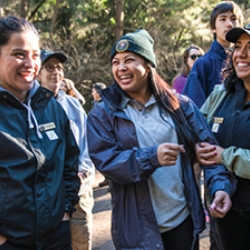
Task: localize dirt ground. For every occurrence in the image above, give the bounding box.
[92,171,211,250]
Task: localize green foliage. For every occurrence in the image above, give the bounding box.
[1,0,249,112]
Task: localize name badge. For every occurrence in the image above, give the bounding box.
[46,130,59,140]
[212,117,224,133]
[39,122,56,132]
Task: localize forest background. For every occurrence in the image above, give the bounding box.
[1,0,250,112]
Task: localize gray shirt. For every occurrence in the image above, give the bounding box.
[121,94,189,233]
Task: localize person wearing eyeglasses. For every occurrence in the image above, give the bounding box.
[182,1,244,109]
[195,24,250,250]
[0,17,80,250]
[172,45,204,94]
[37,49,95,250]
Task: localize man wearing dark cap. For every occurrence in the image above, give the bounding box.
[38,49,95,250]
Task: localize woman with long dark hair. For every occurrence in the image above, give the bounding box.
[196,24,250,250]
[87,29,236,250]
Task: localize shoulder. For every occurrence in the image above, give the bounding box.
[176,92,196,110]
[59,92,86,111]
[206,84,226,102]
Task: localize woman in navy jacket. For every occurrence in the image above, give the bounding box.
[197,25,250,250]
[87,29,236,250]
[0,16,80,250]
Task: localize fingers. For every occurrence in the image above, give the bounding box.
[157,143,185,166]
[0,235,7,245]
[209,191,232,218]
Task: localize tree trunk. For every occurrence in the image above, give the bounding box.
[0,0,5,17]
[114,0,124,41]
[50,0,60,40]
[20,0,27,18]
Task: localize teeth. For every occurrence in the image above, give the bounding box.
[120,75,130,79]
[238,62,248,67]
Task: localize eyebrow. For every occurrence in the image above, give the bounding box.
[218,13,234,18]
[235,41,250,45]
[12,48,40,53]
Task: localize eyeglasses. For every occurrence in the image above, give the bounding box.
[42,64,64,72]
[189,54,202,60]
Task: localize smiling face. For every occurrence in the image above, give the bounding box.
[112,52,150,102]
[233,33,250,85]
[0,30,40,101]
[213,11,239,48]
[38,57,65,95]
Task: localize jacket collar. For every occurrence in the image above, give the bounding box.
[101,82,128,110]
[0,80,41,102]
[210,40,228,60]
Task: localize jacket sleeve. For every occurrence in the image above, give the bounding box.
[72,102,95,174]
[86,105,159,184]
[222,147,250,179]
[182,60,207,108]
[180,97,237,199]
[64,119,80,215]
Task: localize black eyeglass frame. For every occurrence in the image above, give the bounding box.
[41,64,65,72]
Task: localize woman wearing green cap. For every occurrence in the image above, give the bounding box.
[87,29,236,250]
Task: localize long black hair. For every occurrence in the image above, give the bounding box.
[149,65,198,163]
[223,47,243,93]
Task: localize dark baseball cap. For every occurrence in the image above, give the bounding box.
[226,24,250,43]
[40,49,67,64]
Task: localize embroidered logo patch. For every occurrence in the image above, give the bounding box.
[115,39,129,52]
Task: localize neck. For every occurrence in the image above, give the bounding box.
[130,89,151,106]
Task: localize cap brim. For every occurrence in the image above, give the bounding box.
[226,27,250,43]
[52,53,67,63]
[41,51,67,64]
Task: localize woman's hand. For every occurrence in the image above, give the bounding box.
[196,142,224,165]
[0,235,7,246]
[157,142,185,166]
[62,212,70,221]
[209,191,232,218]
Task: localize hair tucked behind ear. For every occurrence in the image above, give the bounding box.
[149,65,198,163]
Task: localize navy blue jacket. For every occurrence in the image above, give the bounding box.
[0,82,80,249]
[211,82,250,211]
[182,40,227,108]
[87,83,237,250]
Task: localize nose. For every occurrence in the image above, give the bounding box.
[24,54,37,68]
[117,61,127,71]
[226,18,233,28]
[239,47,248,58]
